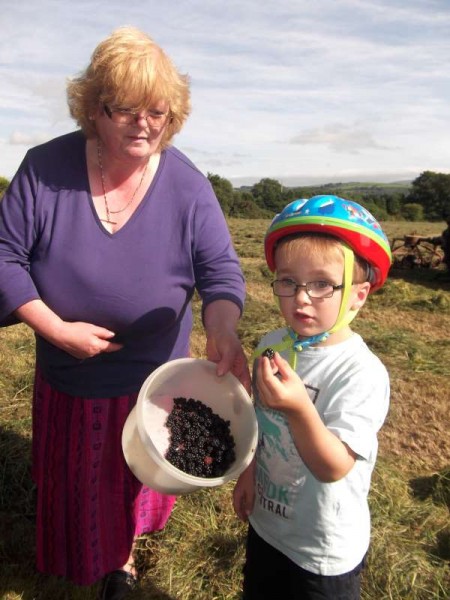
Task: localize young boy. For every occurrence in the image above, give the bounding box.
[233,195,392,600]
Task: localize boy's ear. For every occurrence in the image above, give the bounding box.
[350,282,371,310]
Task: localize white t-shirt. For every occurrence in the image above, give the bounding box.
[249,329,390,576]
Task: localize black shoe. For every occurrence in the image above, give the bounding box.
[98,569,138,600]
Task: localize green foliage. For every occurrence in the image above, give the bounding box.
[208,173,266,218]
[386,193,403,216]
[205,173,419,221]
[280,182,410,214]
[0,176,10,200]
[204,169,450,222]
[207,172,235,214]
[409,171,450,220]
[229,191,267,218]
[402,202,425,221]
[250,177,284,213]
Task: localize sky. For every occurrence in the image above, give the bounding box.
[1,0,450,187]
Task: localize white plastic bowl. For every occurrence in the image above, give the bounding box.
[122,358,258,495]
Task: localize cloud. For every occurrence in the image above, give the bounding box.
[9,131,53,146]
[1,0,450,183]
[289,123,394,154]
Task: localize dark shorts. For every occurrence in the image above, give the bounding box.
[243,525,364,600]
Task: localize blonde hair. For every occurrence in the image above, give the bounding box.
[67,26,191,148]
[275,233,371,283]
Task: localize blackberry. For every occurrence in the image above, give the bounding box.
[164,396,236,478]
[262,347,275,360]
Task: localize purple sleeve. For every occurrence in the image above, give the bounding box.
[0,155,41,325]
[190,179,245,316]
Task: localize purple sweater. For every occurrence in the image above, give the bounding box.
[0,131,245,397]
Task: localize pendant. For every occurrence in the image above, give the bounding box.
[100,218,117,225]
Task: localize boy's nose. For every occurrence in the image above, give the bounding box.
[293,286,311,303]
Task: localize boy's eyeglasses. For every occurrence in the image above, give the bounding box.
[103,104,171,128]
[271,279,344,299]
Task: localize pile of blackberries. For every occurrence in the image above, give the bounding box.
[164,397,236,478]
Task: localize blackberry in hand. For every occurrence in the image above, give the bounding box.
[262,347,275,360]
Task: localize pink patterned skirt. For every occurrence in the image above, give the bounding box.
[32,368,176,586]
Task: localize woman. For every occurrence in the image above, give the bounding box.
[0,26,249,597]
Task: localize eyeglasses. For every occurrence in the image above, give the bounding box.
[271,279,344,299]
[103,104,171,127]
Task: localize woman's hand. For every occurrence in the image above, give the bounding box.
[206,327,250,392]
[204,300,251,393]
[51,321,123,359]
[14,299,123,359]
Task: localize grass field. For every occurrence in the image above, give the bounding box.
[0,219,449,599]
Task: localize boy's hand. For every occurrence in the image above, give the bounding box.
[233,462,255,521]
[256,352,310,415]
[257,352,358,482]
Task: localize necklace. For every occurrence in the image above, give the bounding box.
[97,139,150,225]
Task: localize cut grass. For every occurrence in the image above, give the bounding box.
[1,218,449,599]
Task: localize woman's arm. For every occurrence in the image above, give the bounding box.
[204,299,251,392]
[15,299,123,359]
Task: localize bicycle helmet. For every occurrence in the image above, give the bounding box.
[265,195,392,292]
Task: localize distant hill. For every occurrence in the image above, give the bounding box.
[300,181,412,196]
[236,180,412,196]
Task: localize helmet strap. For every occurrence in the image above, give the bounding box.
[328,243,359,335]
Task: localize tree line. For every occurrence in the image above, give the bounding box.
[1,171,449,222]
[208,170,450,222]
